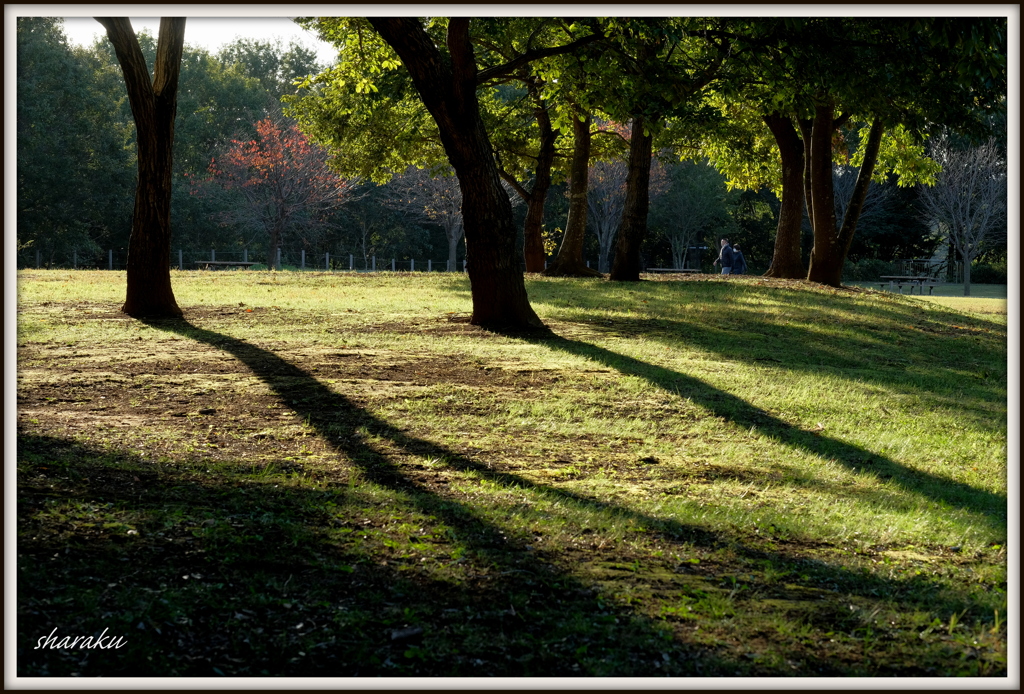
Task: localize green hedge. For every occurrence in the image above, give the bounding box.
[970,261,1007,284]
[842,259,898,282]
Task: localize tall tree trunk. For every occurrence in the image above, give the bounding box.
[609,114,654,282]
[447,226,461,271]
[268,216,283,271]
[521,81,557,273]
[762,113,807,278]
[807,116,884,286]
[97,17,184,318]
[804,103,840,285]
[369,18,541,329]
[545,109,601,277]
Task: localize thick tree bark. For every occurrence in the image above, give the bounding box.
[545,109,602,278]
[369,18,542,329]
[762,113,807,278]
[804,103,839,284]
[97,17,184,318]
[807,115,884,286]
[609,114,654,282]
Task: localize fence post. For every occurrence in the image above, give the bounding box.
[428,259,431,273]
[109,249,113,270]
[391,258,396,272]
[349,254,353,271]
[586,261,590,268]
[326,252,330,271]
[211,249,215,262]
[463,258,467,273]
[301,249,305,270]
[36,249,41,269]
[372,256,376,272]
[411,258,415,272]
[179,249,183,270]
[243,248,248,263]
[276,247,281,271]
[73,250,77,269]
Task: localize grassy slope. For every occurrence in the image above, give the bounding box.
[15,270,1008,677]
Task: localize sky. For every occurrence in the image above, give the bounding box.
[60,16,339,66]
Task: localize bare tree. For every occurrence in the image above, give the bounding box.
[385,166,465,271]
[587,160,629,273]
[833,164,887,230]
[918,136,1006,296]
[386,165,521,271]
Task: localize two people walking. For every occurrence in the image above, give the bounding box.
[713,238,747,275]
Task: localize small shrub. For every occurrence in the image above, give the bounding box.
[842,259,898,282]
[970,261,1007,284]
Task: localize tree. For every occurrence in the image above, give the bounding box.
[217,38,323,102]
[385,166,465,271]
[96,17,186,317]
[202,117,355,269]
[703,18,1006,286]
[592,19,730,282]
[543,108,602,277]
[290,19,606,280]
[651,159,728,270]
[17,18,134,268]
[586,158,628,273]
[918,136,1006,296]
[486,79,560,272]
[355,18,602,328]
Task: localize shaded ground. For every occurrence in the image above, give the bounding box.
[16,300,1007,678]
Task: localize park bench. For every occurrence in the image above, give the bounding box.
[879,275,937,294]
[645,268,701,274]
[194,261,257,270]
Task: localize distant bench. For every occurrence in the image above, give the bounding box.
[879,276,941,295]
[194,261,257,270]
[645,268,701,274]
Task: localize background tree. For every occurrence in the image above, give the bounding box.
[650,159,728,270]
[17,18,133,267]
[586,158,629,273]
[217,37,323,103]
[543,108,599,277]
[200,117,356,269]
[96,16,186,318]
[385,166,465,271]
[918,136,1006,296]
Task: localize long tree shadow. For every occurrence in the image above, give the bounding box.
[137,316,1000,553]
[18,317,991,675]
[20,434,727,677]
[519,330,1005,530]
[532,282,1008,408]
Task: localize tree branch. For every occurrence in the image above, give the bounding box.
[476,31,604,84]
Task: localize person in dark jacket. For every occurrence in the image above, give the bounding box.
[732,244,748,275]
[712,238,734,275]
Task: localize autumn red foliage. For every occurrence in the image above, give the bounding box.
[201,118,354,267]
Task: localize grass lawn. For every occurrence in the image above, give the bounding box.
[14,270,1009,678]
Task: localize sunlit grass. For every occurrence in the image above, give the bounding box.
[16,269,1008,676]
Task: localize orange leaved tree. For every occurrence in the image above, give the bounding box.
[207,118,355,269]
